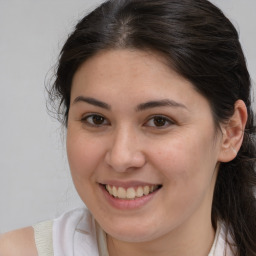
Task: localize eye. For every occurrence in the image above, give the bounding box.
[144,115,174,128]
[81,114,109,127]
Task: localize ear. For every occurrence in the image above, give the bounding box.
[218,100,248,162]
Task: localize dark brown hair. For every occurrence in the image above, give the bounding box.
[49,0,256,255]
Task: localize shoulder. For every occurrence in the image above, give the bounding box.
[0,227,37,256]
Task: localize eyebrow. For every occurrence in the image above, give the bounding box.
[136,99,188,112]
[72,96,187,112]
[72,96,111,110]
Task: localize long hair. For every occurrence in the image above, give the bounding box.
[49,0,256,254]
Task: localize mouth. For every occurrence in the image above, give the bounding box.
[103,184,162,200]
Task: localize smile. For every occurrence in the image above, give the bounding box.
[105,184,161,200]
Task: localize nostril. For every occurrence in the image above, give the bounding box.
[104,147,146,172]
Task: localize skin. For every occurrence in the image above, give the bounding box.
[0,227,37,256]
[0,49,247,256]
[66,49,245,256]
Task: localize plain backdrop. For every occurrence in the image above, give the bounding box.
[0,0,255,233]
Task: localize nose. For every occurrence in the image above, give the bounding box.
[105,126,146,172]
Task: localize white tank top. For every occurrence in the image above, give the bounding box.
[33,208,235,256]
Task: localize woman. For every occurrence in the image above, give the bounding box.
[0,0,255,255]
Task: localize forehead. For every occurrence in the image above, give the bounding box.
[73,49,174,85]
[71,49,210,111]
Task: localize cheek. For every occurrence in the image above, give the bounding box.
[152,131,217,187]
[66,130,103,179]
[151,134,218,222]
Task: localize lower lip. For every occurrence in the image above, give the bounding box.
[100,185,160,210]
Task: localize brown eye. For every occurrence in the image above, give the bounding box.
[92,115,105,125]
[153,116,167,127]
[145,115,174,128]
[82,114,109,126]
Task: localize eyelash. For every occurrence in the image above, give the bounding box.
[81,114,110,127]
[81,114,175,128]
[144,115,175,128]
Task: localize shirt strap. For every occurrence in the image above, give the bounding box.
[33,220,54,256]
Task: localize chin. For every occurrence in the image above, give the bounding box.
[103,222,163,243]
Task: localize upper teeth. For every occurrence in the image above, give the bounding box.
[105,185,159,200]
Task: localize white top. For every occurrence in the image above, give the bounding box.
[33,208,235,256]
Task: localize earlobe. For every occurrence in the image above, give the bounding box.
[218,100,248,163]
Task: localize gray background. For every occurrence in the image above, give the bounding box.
[0,0,255,233]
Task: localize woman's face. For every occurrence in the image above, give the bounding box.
[67,49,223,243]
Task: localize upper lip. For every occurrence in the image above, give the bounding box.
[99,180,162,189]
